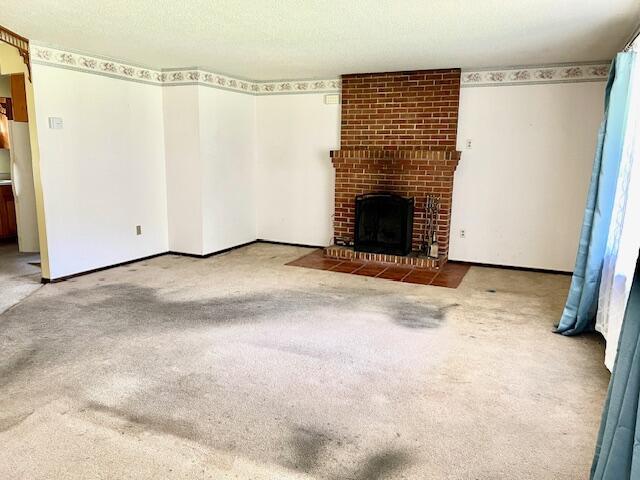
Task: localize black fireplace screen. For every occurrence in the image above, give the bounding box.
[354,193,414,256]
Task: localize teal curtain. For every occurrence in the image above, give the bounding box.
[591,250,640,479]
[557,52,637,335]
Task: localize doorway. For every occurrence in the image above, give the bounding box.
[0,72,39,253]
[0,27,42,309]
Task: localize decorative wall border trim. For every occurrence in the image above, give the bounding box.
[29,43,340,95]
[461,62,610,87]
[31,44,165,84]
[30,43,609,92]
[162,71,341,95]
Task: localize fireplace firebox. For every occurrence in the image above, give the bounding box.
[354,193,414,256]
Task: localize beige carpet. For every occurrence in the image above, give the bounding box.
[0,242,41,314]
[0,243,609,479]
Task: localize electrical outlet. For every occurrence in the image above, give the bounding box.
[324,94,340,105]
[465,139,472,149]
[460,229,466,238]
[136,225,142,235]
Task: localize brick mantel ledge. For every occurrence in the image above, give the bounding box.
[330,148,461,164]
[330,149,463,175]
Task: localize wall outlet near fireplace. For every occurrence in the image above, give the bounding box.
[324,94,340,105]
[460,229,466,238]
[465,139,473,149]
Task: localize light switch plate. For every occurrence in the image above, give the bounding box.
[48,117,63,129]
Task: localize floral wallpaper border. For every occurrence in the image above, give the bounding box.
[30,44,341,95]
[461,63,610,87]
[30,44,609,92]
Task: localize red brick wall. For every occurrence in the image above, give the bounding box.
[331,69,462,257]
[340,69,461,150]
[331,150,460,256]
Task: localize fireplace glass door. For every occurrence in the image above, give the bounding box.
[354,193,414,256]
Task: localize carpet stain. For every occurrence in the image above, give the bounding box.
[2,282,450,342]
[388,301,458,329]
[288,426,333,472]
[347,449,412,480]
[0,410,33,433]
[288,426,412,480]
[86,401,200,443]
[0,347,38,388]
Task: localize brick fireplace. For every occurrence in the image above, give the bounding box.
[330,69,462,264]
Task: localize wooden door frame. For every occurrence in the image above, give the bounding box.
[0,25,30,79]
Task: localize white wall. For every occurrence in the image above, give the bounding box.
[255,94,340,246]
[32,64,168,279]
[163,85,257,256]
[163,85,203,255]
[199,87,256,253]
[451,82,606,271]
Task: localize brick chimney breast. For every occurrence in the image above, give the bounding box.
[332,69,462,258]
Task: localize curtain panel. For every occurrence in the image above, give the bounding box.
[557,52,636,336]
[590,249,640,479]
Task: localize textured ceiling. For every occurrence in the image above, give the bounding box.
[3,0,639,80]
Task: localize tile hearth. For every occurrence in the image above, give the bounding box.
[324,245,444,269]
[286,250,469,288]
